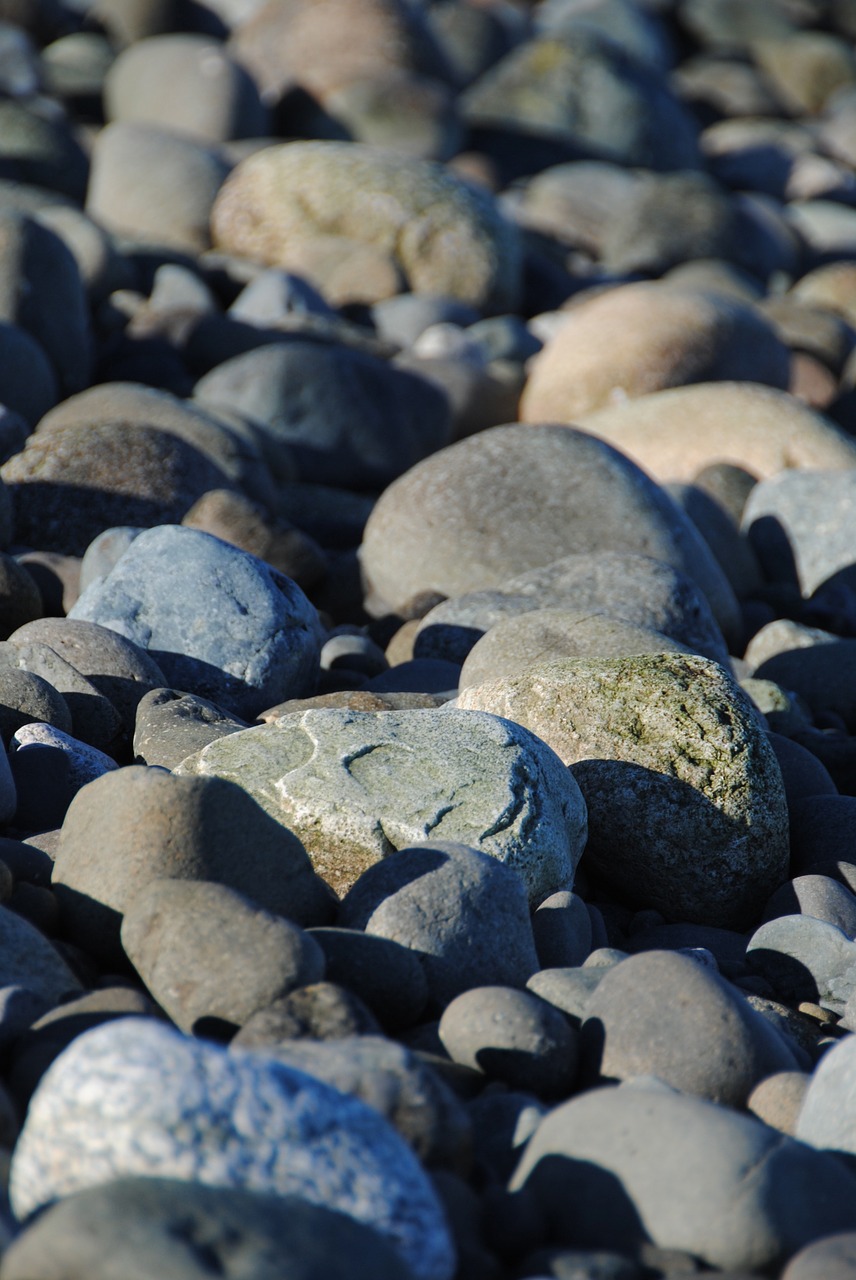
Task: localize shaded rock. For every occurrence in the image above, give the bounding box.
[51,767,333,967]
[338,840,542,1007]
[767,732,838,806]
[69,525,322,720]
[0,99,88,202]
[121,879,326,1035]
[232,982,382,1045]
[458,653,789,928]
[743,469,856,597]
[763,875,856,937]
[532,891,592,970]
[782,1232,856,1280]
[0,321,57,427]
[177,711,587,905]
[520,286,790,422]
[746,1071,811,1136]
[755,641,856,733]
[0,905,80,1005]
[10,724,117,793]
[210,140,522,314]
[467,1089,547,1183]
[600,171,742,275]
[0,662,71,745]
[0,1178,416,1280]
[133,687,248,769]
[746,914,856,1011]
[307,927,428,1030]
[8,1019,455,1280]
[797,1032,856,1158]
[181,489,328,590]
[527,966,609,1025]
[790,796,856,875]
[360,425,741,645]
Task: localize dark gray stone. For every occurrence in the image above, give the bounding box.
[308,927,429,1030]
[789,796,856,875]
[133,687,248,770]
[232,982,382,1046]
[532,890,593,969]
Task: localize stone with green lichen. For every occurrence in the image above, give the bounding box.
[457,653,789,928]
[174,707,587,905]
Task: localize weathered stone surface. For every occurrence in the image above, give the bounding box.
[8,1019,455,1280]
[338,840,541,1006]
[69,526,322,719]
[574,382,856,483]
[52,767,333,967]
[0,1178,416,1280]
[133,688,248,769]
[210,141,522,314]
[458,653,789,928]
[510,1081,856,1272]
[360,425,740,644]
[176,709,587,905]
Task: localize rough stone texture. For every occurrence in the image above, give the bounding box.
[51,767,333,967]
[8,1019,455,1280]
[337,840,542,1007]
[121,879,327,1035]
[210,141,522,314]
[797,1033,856,1158]
[573,381,856,482]
[416,553,731,668]
[133,688,248,769]
[177,710,585,904]
[360,425,741,645]
[459,608,692,690]
[510,1081,856,1273]
[246,1035,471,1172]
[742,469,856,596]
[0,904,80,1005]
[520,285,790,422]
[579,949,798,1106]
[457,653,789,928]
[0,1178,416,1280]
[69,525,323,720]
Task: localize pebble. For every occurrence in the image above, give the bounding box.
[232,982,382,1046]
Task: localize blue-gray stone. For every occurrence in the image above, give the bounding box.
[797,1033,856,1158]
[68,525,322,719]
[746,914,856,1012]
[8,1018,455,1280]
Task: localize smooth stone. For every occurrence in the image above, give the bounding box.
[763,875,856,938]
[438,985,578,1100]
[623,922,753,978]
[665,482,762,600]
[746,1071,811,1136]
[532,891,592,969]
[754,641,856,732]
[362,659,460,696]
[228,269,336,327]
[0,100,88,202]
[133,687,248,769]
[78,526,143,593]
[232,983,382,1045]
[372,294,482,349]
[790,797,856,874]
[241,1034,471,1173]
[104,34,268,142]
[743,469,856,597]
[360,424,740,646]
[7,617,168,741]
[0,986,51,1052]
[0,1178,415,1280]
[520,285,789,422]
[193,340,451,488]
[797,1032,856,1158]
[181,489,328,590]
[8,1019,455,1280]
[782,1232,856,1280]
[86,122,231,254]
[744,618,838,670]
[579,949,798,1106]
[599,171,742,276]
[337,841,541,1008]
[0,905,80,1005]
[307,927,428,1030]
[211,141,522,314]
[9,724,117,792]
[467,1089,547,1183]
[755,32,856,115]
[459,608,692,691]
[458,654,789,929]
[176,710,587,906]
[69,525,322,720]
[51,767,333,967]
[0,664,71,744]
[767,732,839,806]
[2,640,123,754]
[0,322,57,427]
[511,1081,856,1272]
[746,915,856,1010]
[525,967,607,1025]
[121,879,326,1036]
[418,553,731,668]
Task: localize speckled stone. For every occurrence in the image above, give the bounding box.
[8,1018,455,1280]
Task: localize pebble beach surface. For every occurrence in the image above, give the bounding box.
[5,1,856,1278]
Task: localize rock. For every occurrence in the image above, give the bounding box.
[133,687,248,769]
[767,732,838,806]
[0,1178,416,1280]
[176,710,587,905]
[781,1232,856,1279]
[526,966,608,1025]
[579,949,799,1106]
[747,1071,811,1135]
[0,322,57,427]
[0,100,88,202]
[10,724,117,792]
[532,891,592,970]
[51,767,333,967]
[363,659,460,696]
[69,525,322,719]
[797,1032,856,1158]
[181,490,328,590]
[438,985,578,1100]
[746,915,856,1011]
[3,641,122,755]
[790,797,856,874]
[121,879,327,1035]
[763,875,856,938]
[743,469,856,597]
[459,608,692,691]
[86,122,231,254]
[0,905,80,1005]
[8,1019,455,1280]
[78,527,143,594]
[417,552,731,668]
[193,340,451,488]
[510,1081,856,1272]
[104,34,268,142]
[232,983,381,1045]
[520,286,790,423]
[1,421,236,557]
[744,618,837,671]
[242,1034,471,1172]
[307,927,428,1030]
[210,141,522,314]
[458,653,788,928]
[359,425,740,646]
[467,1089,547,1184]
[337,840,542,1007]
[0,663,71,744]
[754,641,856,732]
[754,32,856,115]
